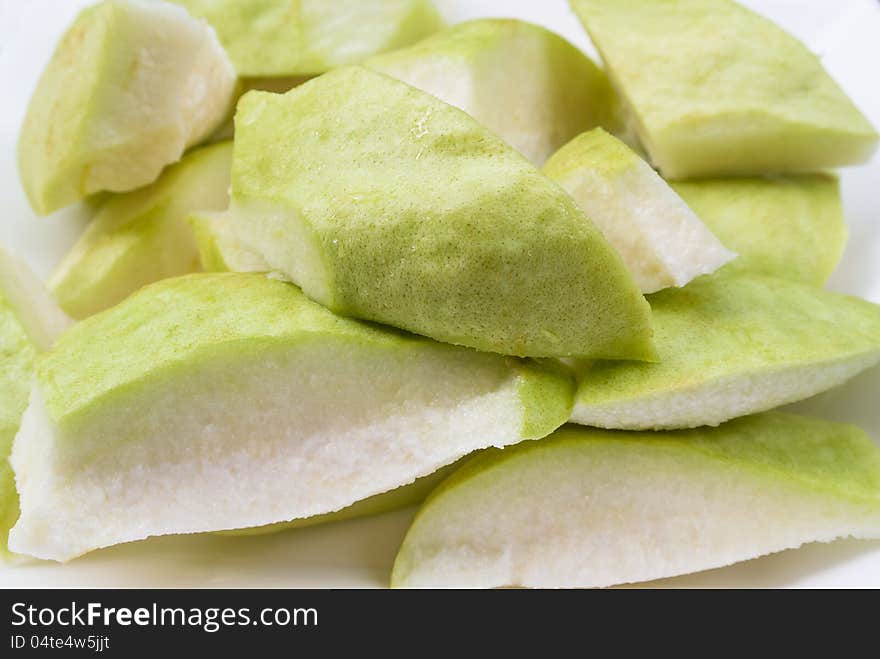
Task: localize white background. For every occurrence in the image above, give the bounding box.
[0,0,878,587]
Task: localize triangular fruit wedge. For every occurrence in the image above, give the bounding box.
[229,66,654,360]
[392,413,880,588]
[543,128,735,293]
[0,247,70,558]
[18,0,236,215]
[367,19,620,165]
[172,0,443,81]
[671,175,846,287]
[51,141,233,319]
[571,272,880,430]
[8,273,573,562]
[188,211,270,273]
[569,0,878,178]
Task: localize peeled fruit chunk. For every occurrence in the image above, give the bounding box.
[543,128,734,293]
[571,272,880,430]
[188,212,269,273]
[18,0,236,215]
[0,247,70,558]
[367,19,620,166]
[671,175,846,286]
[51,141,233,319]
[171,0,444,79]
[8,273,573,562]
[392,413,880,588]
[229,66,654,360]
[569,0,878,178]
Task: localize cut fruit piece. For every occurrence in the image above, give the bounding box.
[188,212,270,273]
[543,128,735,293]
[0,247,70,559]
[570,272,880,430]
[171,0,444,79]
[51,141,233,319]
[220,462,459,537]
[18,0,236,215]
[392,413,880,588]
[671,175,846,286]
[367,19,620,165]
[0,248,72,352]
[8,273,573,562]
[229,66,654,360]
[569,0,878,178]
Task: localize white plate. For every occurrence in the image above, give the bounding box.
[1,0,879,588]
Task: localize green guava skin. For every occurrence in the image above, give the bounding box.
[230,66,655,360]
[39,273,573,439]
[569,0,878,178]
[51,141,233,319]
[171,0,445,79]
[366,18,622,165]
[18,0,235,215]
[571,271,880,429]
[672,175,846,286]
[392,412,880,588]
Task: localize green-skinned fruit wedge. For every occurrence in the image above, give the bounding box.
[671,175,846,286]
[571,272,880,430]
[219,461,459,537]
[568,0,878,178]
[229,66,655,360]
[171,0,444,84]
[392,413,880,588]
[0,247,70,559]
[18,0,236,215]
[8,273,573,562]
[366,19,620,166]
[188,212,269,273]
[51,141,233,319]
[543,129,735,293]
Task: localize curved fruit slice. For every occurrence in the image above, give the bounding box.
[392,413,880,588]
[51,141,233,319]
[569,0,878,178]
[0,247,70,558]
[571,272,880,430]
[188,212,269,273]
[230,66,654,360]
[8,273,573,562]
[172,0,444,80]
[18,0,236,215]
[219,462,459,537]
[367,19,620,165]
[543,129,734,293]
[671,175,846,287]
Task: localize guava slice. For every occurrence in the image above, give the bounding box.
[8,273,573,562]
[366,19,620,165]
[171,0,444,80]
[18,0,236,215]
[0,247,70,558]
[51,141,233,319]
[571,272,880,430]
[543,128,734,293]
[188,212,269,273]
[392,413,880,588]
[229,66,654,360]
[671,175,846,286]
[569,0,878,178]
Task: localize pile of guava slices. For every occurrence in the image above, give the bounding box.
[2,0,879,589]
